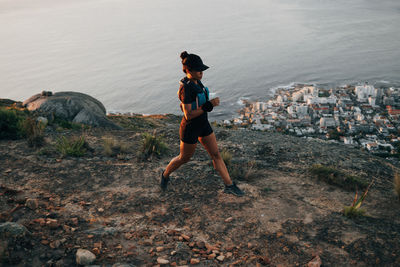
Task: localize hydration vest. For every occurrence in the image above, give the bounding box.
[178,78,210,110]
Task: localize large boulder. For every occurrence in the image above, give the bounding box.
[23,91,121,129]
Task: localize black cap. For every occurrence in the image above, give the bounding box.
[181,51,209,72]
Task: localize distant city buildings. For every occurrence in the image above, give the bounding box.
[224,83,400,156]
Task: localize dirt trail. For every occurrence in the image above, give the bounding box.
[1,115,400,266]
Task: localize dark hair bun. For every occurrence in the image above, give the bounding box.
[180,51,189,60]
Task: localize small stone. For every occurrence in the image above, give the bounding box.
[226,252,233,258]
[41,240,49,245]
[46,219,59,229]
[170,250,177,256]
[216,255,225,262]
[224,217,233,223]
[143,239,153,246]
[49,240,61,249]
[87,234,94,239]
[98,208,104,213]
[247,242,254,249]
[195,241,205,249]
[307,255,322,267]
[94,242,102,248]
[183,207,192,213]
[157,257,169,265]
[207,253,216,260]
[181,234,191,241]
[156,246,164,252]
[190,258,200,265]
[258,256,271,265]
[76,248,96,265]
[26,198,39,210]
[34,218,46,226]
[189,242,195,248]
[70,217,78,226]
[92,247,100,255]
[167,229,178,236]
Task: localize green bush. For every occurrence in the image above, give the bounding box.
[343,206,366,218]
[0,108,27,139]
[21,117,45,147]
[102,136,130,157]
[56,135,87,157]
[309,164,368,191]
[139,132,167,160]
[53,117,83,130]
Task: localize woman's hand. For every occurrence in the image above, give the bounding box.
[210,97,220,107]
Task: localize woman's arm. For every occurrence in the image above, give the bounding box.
[182,103,204,120]
[181,97,220,120]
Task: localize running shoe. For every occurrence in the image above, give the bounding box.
[224,182,244,197]
[160,170,169,190]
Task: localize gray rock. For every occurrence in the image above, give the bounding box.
[84,227,118,236]
[76,248,96,265]
[23,91,121,129]
[36,116,48,126]
[25,198,39,210]
[0,222,30,239]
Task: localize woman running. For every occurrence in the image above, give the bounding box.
[160,51,244,197]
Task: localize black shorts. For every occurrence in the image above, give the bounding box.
[180,117,213,144]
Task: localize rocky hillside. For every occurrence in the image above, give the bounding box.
[1,113,400,267]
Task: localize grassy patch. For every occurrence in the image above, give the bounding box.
[0,108,28,140]
[309,164,368,191]
[343,206,366,218]
[55,135,88,157]
[343,180,374,218]
[102,136,131,157]
[53,117,84,130]
[21,117,46,147]
[221,149,232,167]
[138,131,167,160]
[395,173,400,202]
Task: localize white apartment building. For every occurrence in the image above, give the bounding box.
[355,84,376,102]
[320,116,337,128]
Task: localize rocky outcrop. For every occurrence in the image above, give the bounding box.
[22,91,121,129]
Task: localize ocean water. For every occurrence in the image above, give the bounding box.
[0,0,399,120]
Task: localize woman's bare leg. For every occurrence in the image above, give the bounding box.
[199,133,232,185]
[163,141,197,178]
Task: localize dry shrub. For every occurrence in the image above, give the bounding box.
[102,136,130,157]
[230,160,258,182]
[139,131,167,160]
[21,117,46,147]
[56,135,88,157]
[221,149,232,167]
